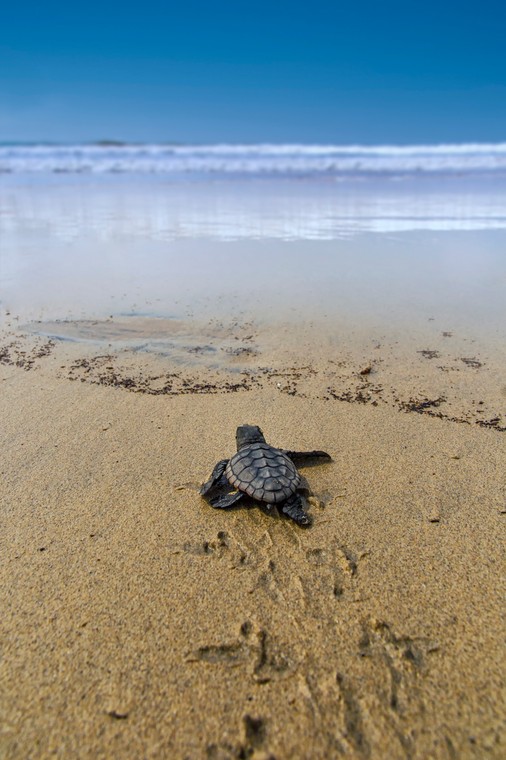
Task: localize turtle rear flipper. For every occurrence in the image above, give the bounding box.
[281,494,312,527]
[209,491,244,509]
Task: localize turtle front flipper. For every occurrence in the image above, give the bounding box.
[200,459,229,497]
[281,494,312,527]
[283,449,332,464]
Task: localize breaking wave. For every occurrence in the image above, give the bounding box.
[2,142,506,177]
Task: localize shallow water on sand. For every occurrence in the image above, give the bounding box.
[1,175,505,351]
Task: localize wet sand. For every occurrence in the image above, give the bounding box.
[1,308,505,759]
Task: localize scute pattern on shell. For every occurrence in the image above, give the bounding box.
[225,442,300,504]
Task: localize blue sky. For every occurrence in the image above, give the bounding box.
[1,0,505,143]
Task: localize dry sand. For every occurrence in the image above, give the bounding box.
[1,313,505,759]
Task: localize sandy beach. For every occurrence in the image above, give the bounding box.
[1,303,505,759]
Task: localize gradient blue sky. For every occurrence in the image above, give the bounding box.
[1,0,505,143]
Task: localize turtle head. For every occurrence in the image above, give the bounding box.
[235,424,266,450]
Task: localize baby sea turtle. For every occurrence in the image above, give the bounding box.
[200,424,331,526]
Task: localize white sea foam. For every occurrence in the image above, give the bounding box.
[2,143,506,175]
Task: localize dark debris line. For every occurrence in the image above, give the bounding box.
[1,338,504,432]
[67,356,257,395]
[0,339,56,371]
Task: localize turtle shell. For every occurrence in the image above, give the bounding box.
[225,442,300,504]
